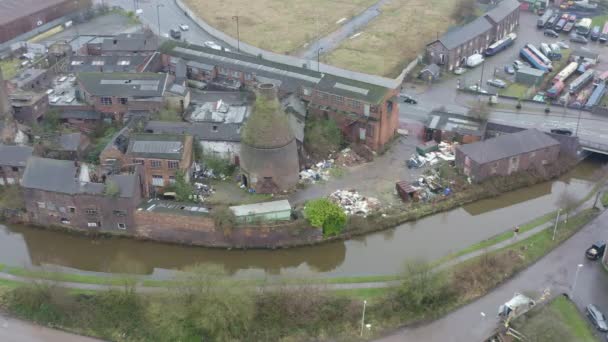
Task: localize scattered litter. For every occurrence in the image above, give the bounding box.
[329,189,380,216]
[335,148,365,167]
[299,159,334,184]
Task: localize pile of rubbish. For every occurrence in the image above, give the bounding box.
[299,159,334,184]
[335,148,365,167]
[407,141,457,169]
[329,189,381,216]
[192,163,228,181]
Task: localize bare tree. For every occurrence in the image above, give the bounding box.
[468,102,490,122]
[557,190,578,222]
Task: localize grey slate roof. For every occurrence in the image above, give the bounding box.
[110,174,138,198]
[0,144,33,167]
[58,133,82,152]
[166,43,392,104]
[144,121,241,142]
[435,16,493,50]
[485,0,521,24]
[78,72,168,97]
[420,64,440,77]
[127,134,186,160]
[101,33,158,52]
[68,55,148,73]
[457,129,560,164]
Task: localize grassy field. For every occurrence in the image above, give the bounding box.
[514,295,598,342]
[592,15,608,28]
[323,0,459,76]
[500,82,530,98]
[0,58,20,80]
[184,0,376,54]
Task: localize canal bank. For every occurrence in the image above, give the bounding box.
[0,156,604,279]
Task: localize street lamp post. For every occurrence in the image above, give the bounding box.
[232,16,240,52]
[317,47,323,73]
[575,108,583,137]
[360,300,367,337]
[156,4,164,36]
[571,264,584,298]
[552,208,561,241]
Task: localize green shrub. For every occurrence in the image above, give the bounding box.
[304,116,343,158]
[304,198,346,237]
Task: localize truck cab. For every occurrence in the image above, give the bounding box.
[585,241,606,260]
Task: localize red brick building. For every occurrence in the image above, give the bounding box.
[455,129,560,182]
[10,91,48,124]
[0,0,91,44]
[77,72,168,118]
[125,134,194,196]
[163,44,399,151]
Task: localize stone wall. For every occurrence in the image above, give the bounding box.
[134,211,323,248]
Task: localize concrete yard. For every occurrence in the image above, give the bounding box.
[183,0,377,54]
[323,0,459,76]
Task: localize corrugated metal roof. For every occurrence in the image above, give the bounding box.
[230,200,291,217]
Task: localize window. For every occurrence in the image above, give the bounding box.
[152,175,164,187]
[92,60,105,66]
[113,210,127,217]
[169,176,176,184]
[60,218,70,225]
[85,208,98,215]
[302,87,312,96]
[367,124,374,138]
[332,95,344,105]
[150,160,162,168]
[117,223,126,230]
[100,97,112,105]
[218,67,228,75]
[87,222,98,227]
[244,73,252,80]
[231,70,240,77]
[68,207,76,213]
[11,166,18,172]
[212,125,218,132]
[37,202,45,209]
[119,98,128,105]
[168,160,179,169]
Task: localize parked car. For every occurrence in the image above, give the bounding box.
[204,41,222,50]
[453,67,466,75]
[487,79,507,88]
[556,41,570,49]
[550,128,573,136]
[503,65,515,75]
[179,24,189,31]
[586,304,608,332]
[570,34,588,44]
[169,29,181,39]
[399,93,417,104]
[544,29,559,38]
[468,85,488,94]
[585,241,606,260]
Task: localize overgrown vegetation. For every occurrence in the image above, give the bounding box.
[304,116,344,159]
[150,109,182,122]
[84,124,119,164]
[103,180,120,197]
[0,185,25,210]
[211,205,237,229]
[451,0,477,22]
[304,198,346,237]
[165,170,195,202]
[203,154,235,176]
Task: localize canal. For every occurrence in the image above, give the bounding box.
[0,156,604,279]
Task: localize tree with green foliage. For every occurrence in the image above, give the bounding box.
[304,198,346,237]
[211,205,237,229]
[104,180,120,197]
[173,170,194,202]
[304,116,343,158]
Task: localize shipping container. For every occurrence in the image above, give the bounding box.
[585,83,606,110]
[569,69,595,94]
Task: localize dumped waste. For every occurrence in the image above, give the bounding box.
[329,189,380,216]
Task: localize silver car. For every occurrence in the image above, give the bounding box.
[487,79,507,88]
[587,304,608,332]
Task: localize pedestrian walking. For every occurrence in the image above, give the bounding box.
[514,226,520,238]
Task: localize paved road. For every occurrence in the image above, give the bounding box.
[376,208,608,342]
[297,0,390,59]
[104,0,227,48]
[0,313,103,342]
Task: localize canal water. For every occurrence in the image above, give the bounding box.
[0,156,604,279]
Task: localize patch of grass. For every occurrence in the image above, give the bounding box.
[323,274,400,284]
[328,166,346,178]
[592,15,608,29]
[324,0,459,76]
[0,185,25,210]
[514,295,597,342]
[500,82,530,98]
[602,191,608,207]
[150,109,182,122]
[5,267,133,286]
[185,0,376,54]
[0,58,20,80]
[333,287,388,300]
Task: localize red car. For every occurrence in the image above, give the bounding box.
[568,14,577,22]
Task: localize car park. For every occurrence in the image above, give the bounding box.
[504,65,515,75]
[570,34,588,44]
[586,304,608,332]
[486,79,507,88]
[544,29,559,38]
[179,24,189,31]
[204,41,222,50]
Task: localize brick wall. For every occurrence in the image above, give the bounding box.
[134,211,323,248]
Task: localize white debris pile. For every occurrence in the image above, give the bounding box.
[437,141,457,161]
[335,148,365,167]
[329,189,381,216]
[299,159,334,184]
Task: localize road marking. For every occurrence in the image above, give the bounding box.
[350,32,362,39]
[336,18,347,24]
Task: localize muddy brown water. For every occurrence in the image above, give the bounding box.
[0,157,604,279]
